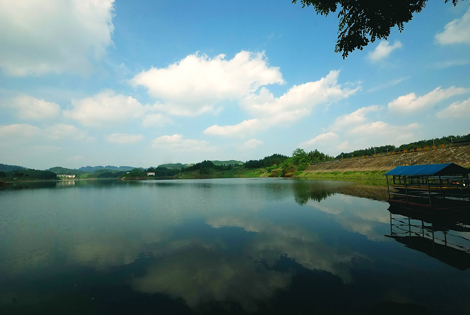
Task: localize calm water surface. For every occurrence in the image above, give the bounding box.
[1,178,469,314]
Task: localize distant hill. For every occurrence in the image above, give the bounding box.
[157,163,186,170]
[336,133,470,158]
[211,160,243,166]
[48,167,85,175]
[78,165,135,172]
[0,163,26,172]
[47,166,129,179]
[120,166,135,171]
[156,161,242,170]
[102,165,134,171]
[0,166,57,180]
[78,166,104,172]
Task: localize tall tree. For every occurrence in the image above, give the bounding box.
[292,0,463,58]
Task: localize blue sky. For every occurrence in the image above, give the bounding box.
[0,0,469,169]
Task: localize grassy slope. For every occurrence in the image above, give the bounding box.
[173,166,387,186]
[297,170,386,180]
[295,145,470,186]
[296,170,387,186]
[307,145,470,172]
[210,160,243,166]
[175,166,266,179]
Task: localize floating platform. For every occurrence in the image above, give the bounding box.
[385,163,470,211]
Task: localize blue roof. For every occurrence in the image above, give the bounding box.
[385,163,469,176]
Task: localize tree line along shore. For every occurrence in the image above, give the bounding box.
[1,134,469,185]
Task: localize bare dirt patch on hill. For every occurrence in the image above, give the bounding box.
[305,145,470,173]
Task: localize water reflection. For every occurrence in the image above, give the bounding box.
[1,178,469,314]
[387,206,470,271]
[305,194,390,241]
[132,241,291,310]
[207,216,360,283]
[56,180,76,187]
[290,180,340,204]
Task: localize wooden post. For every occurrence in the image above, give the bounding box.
[386,176,390,200]
[418,177,422,202]
[427,176,432,206]
[467,173,470,204]
[439,176,444,200]
[432,227,435,254]
[404,176,408,203]
[408,217,411,239]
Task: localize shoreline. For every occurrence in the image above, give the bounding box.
[0,177,391,202]
[118,170,388,187]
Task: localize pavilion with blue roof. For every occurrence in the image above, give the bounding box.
[385,163,470,209]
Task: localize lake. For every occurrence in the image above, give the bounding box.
[1,178,469,314]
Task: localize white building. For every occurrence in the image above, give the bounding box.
[57,174,76,179]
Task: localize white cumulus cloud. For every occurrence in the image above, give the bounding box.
[388,86,469,114]
[64,90,148,127]
[0,124,41,138]
[368,40,403,62]
[241,70,358,120]
[203,119,264,137]
[132,51,284,116]
[239,139,263,150]
[45,124,94,142]
[300,132,338,148]
[348,121,420,145]
[205,70,359,137]
[319,120,421,156]
[337,141,349,151]
[0,123,93,144]
[152,134,215,152]
[142,114,173,128]
[329,105,380,131]
[7,95,61,120]
[0,0,115,76]
[106,133,143,144]
[436,97,470,118]
[435,7,470,45]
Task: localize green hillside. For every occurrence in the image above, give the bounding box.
[0,163,26,172]
[157,163,186,170]
[48,167,85,175]
[78,165,135,172]
[0,168,57,180]
[336,133,470,158]
[211,160,243,166]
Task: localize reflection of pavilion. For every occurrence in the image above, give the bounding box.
[386,206,470,270]
[57,180,76,187]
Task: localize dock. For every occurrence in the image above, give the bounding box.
[384,163,470,211]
